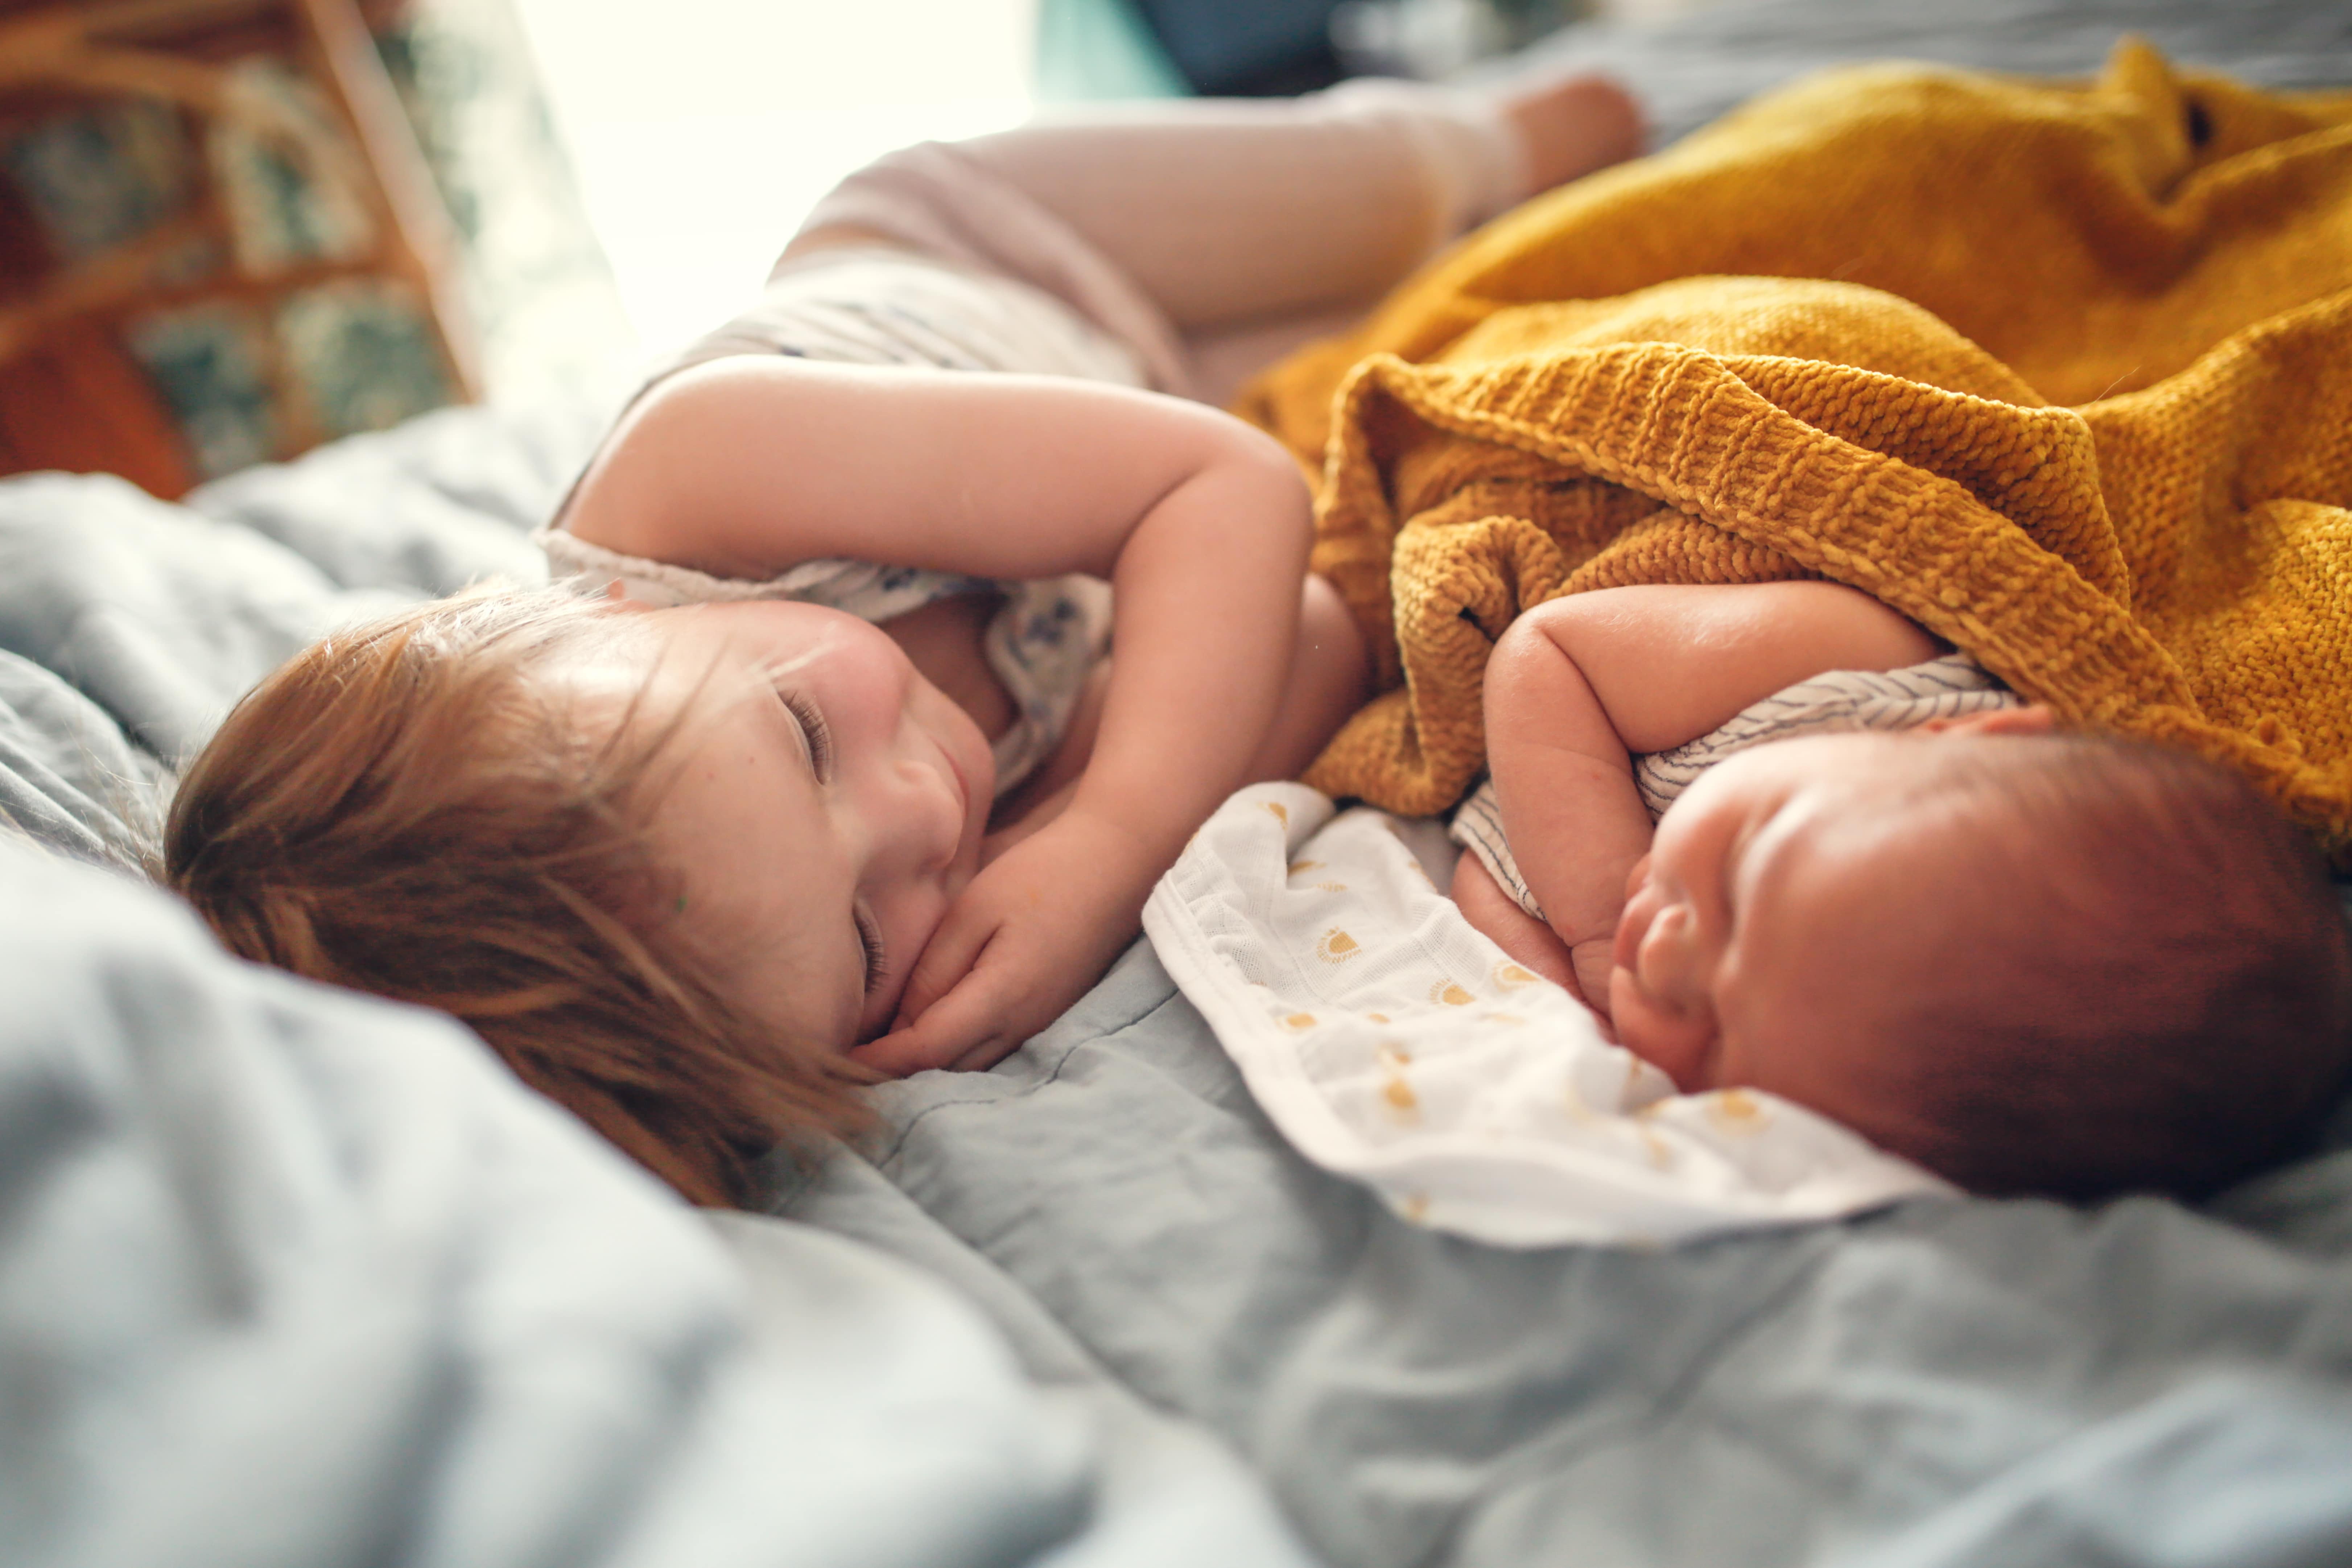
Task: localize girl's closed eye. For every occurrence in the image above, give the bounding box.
[778,688,835,780]
[855,905,888,994]
[773,685,884,994]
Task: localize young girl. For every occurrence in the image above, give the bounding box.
[163,69,1645,1204]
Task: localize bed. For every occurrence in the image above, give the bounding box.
[7,1,2352,1564]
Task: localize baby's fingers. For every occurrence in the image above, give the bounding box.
[1569,941,1616,1029]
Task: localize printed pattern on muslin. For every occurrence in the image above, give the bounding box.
[1451,653,2019,918]
[537,248,1141,796]
[1143,782,1954,1248]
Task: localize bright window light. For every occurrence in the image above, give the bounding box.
[511,0,1037,365]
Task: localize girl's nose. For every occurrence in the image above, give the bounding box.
[881,752,961,873]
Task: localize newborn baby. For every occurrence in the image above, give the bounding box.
[1455,581,2352,1200]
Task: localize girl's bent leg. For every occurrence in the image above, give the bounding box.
[787,70,1639,398]
[953,73,1640,333]
[1247,572,1373,784]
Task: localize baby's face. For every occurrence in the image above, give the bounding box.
[562,600,995,1053]
[1608,728,2006,1146]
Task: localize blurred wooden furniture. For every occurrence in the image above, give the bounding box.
[0,0,476,495]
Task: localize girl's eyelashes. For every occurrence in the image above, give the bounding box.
[778,689,835,781]
[854,905,888,994]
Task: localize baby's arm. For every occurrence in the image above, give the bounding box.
[1477,581,1939,1011]
[565,355,1316,1070]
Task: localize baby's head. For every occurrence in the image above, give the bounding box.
[166,585,993,1203]
[1609,713,2352,1201]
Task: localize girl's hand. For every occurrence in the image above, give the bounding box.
[847,809,1159,1075]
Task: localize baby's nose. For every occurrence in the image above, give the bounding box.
[1612,890,1659,974]
[1620,900,1708,1024]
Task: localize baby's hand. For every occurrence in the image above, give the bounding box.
[847,809,1160,1076]
[1453,854,1577,991]
[1567,940,1616,1029]
[1452,855,1618,1028]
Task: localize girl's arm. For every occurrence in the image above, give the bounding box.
[1480,581,1939,1012]
[568,356,1316,1071]
[563,355,1305,588]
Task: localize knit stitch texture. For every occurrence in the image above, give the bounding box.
[1241,42,2352,855]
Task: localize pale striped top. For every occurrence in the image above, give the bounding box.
[1451,653,2019,919]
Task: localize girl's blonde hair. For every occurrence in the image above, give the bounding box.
[165,585,870,1206]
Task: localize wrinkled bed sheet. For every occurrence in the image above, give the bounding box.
[3,3,2352,1565]
[0,403,1310,1568]
[0,845,1302,1568]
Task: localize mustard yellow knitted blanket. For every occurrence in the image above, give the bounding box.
[1242,43,2352,856]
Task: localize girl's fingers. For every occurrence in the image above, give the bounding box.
[861,829,1147,1075]
[845,1029,935,1077]
[850,1007,982,1076]
[947,1030,1024,1073]
[854,967,1018,1074]
[892,901,1002,1031]
[1570,941,1617,1027]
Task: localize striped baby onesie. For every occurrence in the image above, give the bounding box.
[1451,653,2021,919]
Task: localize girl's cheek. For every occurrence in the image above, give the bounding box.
[869,886,959,1028]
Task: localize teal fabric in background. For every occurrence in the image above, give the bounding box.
[1036,0,1195,102]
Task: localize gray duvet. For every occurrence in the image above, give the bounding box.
[6,3,2352,1564]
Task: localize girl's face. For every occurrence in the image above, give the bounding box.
[587,601,995,1052]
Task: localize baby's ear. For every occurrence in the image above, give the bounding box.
[1915,703,2059,739]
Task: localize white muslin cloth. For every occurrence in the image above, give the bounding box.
[1143,782,1955,1249]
